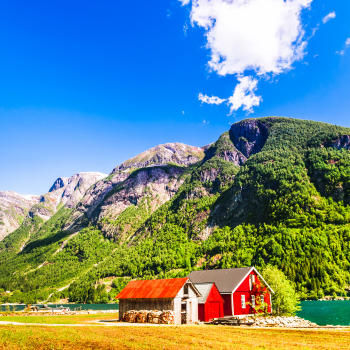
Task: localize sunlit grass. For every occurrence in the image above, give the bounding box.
[0,313,118,324]
[0,325,349,350]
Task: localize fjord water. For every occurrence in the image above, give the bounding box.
[2,301,349,326]
[297,301,350,326]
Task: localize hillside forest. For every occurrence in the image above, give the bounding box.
[1,117,350,304]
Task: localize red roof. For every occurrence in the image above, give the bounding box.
[116,278,188,299]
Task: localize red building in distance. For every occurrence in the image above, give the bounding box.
[194,282,224,322]
[188,267,273,316]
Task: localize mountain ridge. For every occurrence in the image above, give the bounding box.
[0,191,40,241]
[2,117,350,304]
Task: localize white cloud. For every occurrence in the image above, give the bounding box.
[183,23,188,35]
[198,93,226,105]
[181,0,312,113]
[308,25,319,40]
[227,76,262,114]
[336,38,350,56]
[185,0,311,76]
[322,11,336,24]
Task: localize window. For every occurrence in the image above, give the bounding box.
[184,284,188,295]
[241,295,246,309]
[249,274,255,290]
[260,295,264,304]
[251,295,255,308]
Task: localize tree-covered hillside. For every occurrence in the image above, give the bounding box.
[1,117,350,304]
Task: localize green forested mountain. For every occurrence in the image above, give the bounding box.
[1,117,350,304]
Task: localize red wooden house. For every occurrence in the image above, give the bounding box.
[188,267,273,316]
[194,282,224,322]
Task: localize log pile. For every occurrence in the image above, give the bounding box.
[160,310,175,324]
[147,310,162,324]
[122,310,138,323]
[122,310,175,324]
[135,310,148,323]
[211,317,253,326]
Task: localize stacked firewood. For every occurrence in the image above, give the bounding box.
[135,310,148,323]
[147,310,162,324]
[122,310,175,324]
[160,310,175,324]
[122,310,138,323]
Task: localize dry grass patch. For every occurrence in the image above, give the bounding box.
[0,313,118,324]
[0,325,349,350]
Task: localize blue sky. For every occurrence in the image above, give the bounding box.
[1,0,350,195]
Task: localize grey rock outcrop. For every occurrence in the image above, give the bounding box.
[229,118,270,158]
[0,192,40,241]
[324,135,350,150]
[49,177,69,192]
[111,143,205,174]
[23,172,108,226]
[65,143,206,233]
[96,166,187,239]
[203,119,271,167]
[59,173,108,209]
[203,132,247,167]
[47,172,108,209]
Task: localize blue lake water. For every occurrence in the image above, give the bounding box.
[297,300,350,326]
[2,301,349,326]
[0,303,119,312]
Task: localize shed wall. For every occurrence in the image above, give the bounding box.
[173,297,181,325]
[186,297,198,324]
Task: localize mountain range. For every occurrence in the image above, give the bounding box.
[1,117,350,304]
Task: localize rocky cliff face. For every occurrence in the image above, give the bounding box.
[203,119,271,167]
[48,177,69,192]
[111,143,205,174]
[0,192,40,241]
[229,118,271,158]
[65,143,206,234]
[95,166,187,240]
[58,172,108,209]
[324,135,350,150]
[203,132,247,166]
[24,172,108,225]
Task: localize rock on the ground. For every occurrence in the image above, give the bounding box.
[251,316,318,328]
